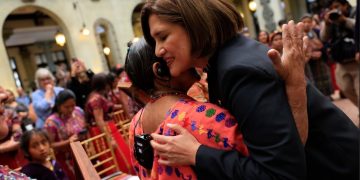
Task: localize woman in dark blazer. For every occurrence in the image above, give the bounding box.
[141,0,359,179]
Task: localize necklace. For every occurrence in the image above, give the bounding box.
[149,91,185,102]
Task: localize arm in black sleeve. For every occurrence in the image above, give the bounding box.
[194,65,307,180]
[355,1,359,52]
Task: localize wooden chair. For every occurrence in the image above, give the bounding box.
[70,141,101,180]
[79,132,121,179]
[111,109,131,143]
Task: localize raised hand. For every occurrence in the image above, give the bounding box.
[267,21,309,145]
[44,84,54,102]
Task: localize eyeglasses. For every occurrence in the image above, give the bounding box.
[39,77,52,81]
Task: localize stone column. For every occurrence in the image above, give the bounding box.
[254,0,285,32]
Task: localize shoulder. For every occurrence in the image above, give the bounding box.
[31,89,42,96]
[21,163,44,174]
[169,99,231,120]
[54,87,64,92]
[74,106,84,114]
[212,35,277,80]
[189,101,231,117]
[44,115,59,127]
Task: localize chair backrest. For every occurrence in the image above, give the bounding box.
[70,141,101,180]
[112,109,131,143]
[79,132,120,178]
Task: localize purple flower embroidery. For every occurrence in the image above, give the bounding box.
[171,110,179,119]
[134,166,139,173]
[142,169,147,177]
[158,165,163,175]
[175,168,181,177]
[207,129,213,139]
[223,138,229,148]
[191,121,197,131]
[165,129,172,136]
[215,112,226,122]
[196,105,206,112]
[225,118,236,128]
[165,166,173,176]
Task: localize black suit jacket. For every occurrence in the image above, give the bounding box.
[356,0,359,52]
[194,35,359,180]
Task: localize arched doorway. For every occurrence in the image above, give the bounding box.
[94,19,122,71]
[131,3,145,38]
[2,6,71,91]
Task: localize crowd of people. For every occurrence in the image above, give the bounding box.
[0,58,138,179]
[0,0,358,179]
[256,0,359,105]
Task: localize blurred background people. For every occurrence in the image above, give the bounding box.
[320,0,358,106]
[20,129,68,180]
[257,30,270,46]
[0,89,25,169]
[66,58,94,109]
[32,68,63,128]
[301,14,334,97]
[85,73,134,174]
[16,87,31,107]
[55,63,70,88]
[44,89,86,179]
[0,87,9,140]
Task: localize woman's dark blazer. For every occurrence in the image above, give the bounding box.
[194,35,359,180]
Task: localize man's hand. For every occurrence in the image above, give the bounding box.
[355,52,359,63]
[267,21,309,145]
[151,123,201,166]
[71,59,87,77]
[268,21,309,86]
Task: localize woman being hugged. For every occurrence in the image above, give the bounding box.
[126,37,249,179]
[141,0,358,179]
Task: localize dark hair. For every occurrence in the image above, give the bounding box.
[327,0,350,7]
[16,103,29,113]
[141,0,243,58]
[20,129,50,160]
[110,66,125,77]
[125,37,157,92]
[52,89,76,113]
[278,19,287,27]
[269,32,282,44]
[91,73,111,92]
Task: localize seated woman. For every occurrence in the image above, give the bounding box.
[125,38,308,179]
[44,89,87,179]
[31,68,63,128]
[20,129,68,180]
